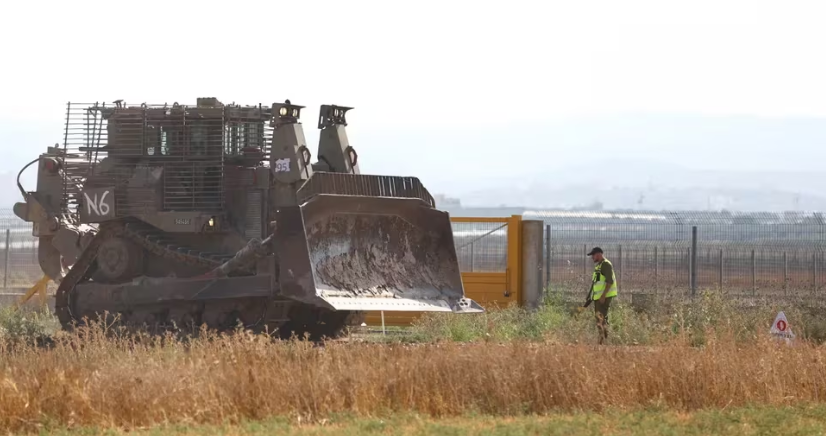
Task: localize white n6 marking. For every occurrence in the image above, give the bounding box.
[84,190,111,216]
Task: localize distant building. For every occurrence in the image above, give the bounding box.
[433,194,462,208]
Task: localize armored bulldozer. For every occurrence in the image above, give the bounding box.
[13,98,482,339]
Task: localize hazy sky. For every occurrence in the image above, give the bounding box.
[2,0,825,199]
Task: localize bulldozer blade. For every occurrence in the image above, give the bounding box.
[274,194,483,313]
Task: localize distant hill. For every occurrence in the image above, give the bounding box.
[451,161,826,212]
[5,112,826,213]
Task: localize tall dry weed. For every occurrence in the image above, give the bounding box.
[0,294,824,433]
[0,320,823,433]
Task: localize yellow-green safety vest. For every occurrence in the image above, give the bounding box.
[592,259,618,300]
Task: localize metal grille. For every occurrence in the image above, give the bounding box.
[244,191,263,240]
[529,209,826,298]
[297,173,436,207]
[60,100,273,216]
[451,222,508,272]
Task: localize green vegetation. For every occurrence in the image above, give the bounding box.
[404,290,826,346]
[0,304,59,341]
[4,288,824,348]
[37,405,826,435]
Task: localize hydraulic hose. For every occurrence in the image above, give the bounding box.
[16,157,39,199]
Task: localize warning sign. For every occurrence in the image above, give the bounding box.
[770,311,795,340]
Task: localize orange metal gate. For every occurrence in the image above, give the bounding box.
[364,215,523,326]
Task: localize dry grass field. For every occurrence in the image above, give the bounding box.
[0,292,825,434]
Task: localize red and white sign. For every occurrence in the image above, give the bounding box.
[770,311,795,340]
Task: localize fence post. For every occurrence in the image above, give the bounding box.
[814,252,818,295]
[751,250,756,295]
[3,229,9,289]
[718,248,723,291]
[544,224,551,289]
[690,226,697,296]
[520,220,544,309]
[783,251,788,295]
[654,246,658,295]
[617,245,622,285]
[676,247,679,286]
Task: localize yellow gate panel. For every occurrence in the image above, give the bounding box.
[461,272,510,306]
[363,310,423,327]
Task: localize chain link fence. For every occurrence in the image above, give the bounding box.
[452,221,509,273]
[0,209,43,289]
[5,205,826,300]
[527,210,826,299]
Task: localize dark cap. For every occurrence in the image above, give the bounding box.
[586,247,603,256]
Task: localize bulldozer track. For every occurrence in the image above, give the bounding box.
[54,220,359,339]
[55,220,239,329]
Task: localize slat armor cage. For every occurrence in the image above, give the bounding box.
[60,99,273,217]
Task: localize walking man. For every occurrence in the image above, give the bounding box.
[587,247,617,344]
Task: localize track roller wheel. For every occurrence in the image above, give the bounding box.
[91,236,145,283]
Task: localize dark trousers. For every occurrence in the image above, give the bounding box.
[594,296,613,344]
